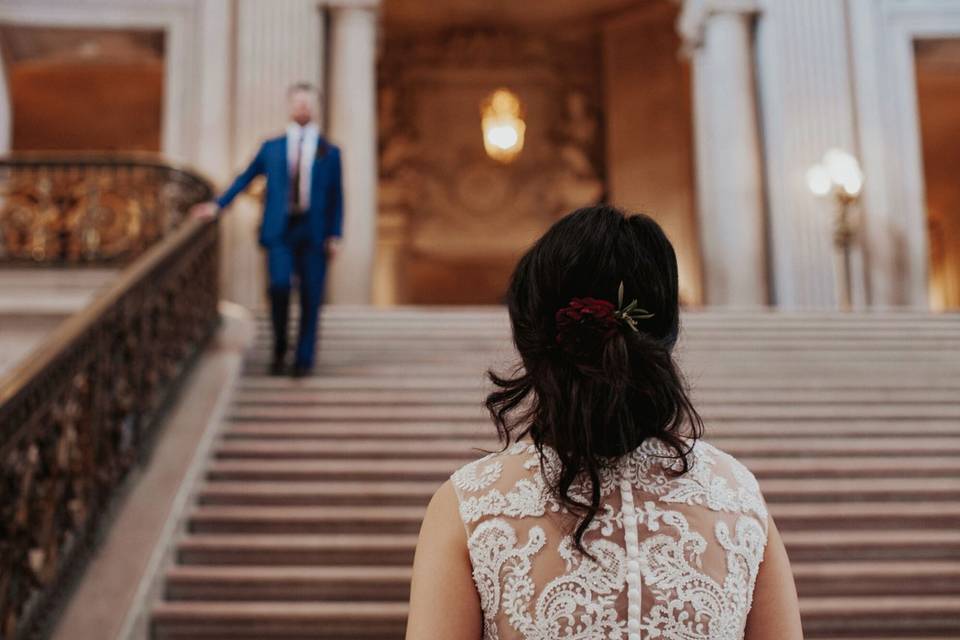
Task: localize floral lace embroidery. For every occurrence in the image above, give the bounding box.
[469,521,628,639]
[459,478,547,523]
[452,438,768,640]
[637,501,766,639]
[468,520,547,639]
[452,456,503,492]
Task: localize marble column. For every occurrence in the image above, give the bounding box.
[0,35,11,154]
[325,1,379,305]
[755,0,863,309]
[226,0,324,310]
[679,0,767,307]
[195,0,233,185]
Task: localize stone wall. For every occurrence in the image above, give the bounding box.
[377,27,605,304]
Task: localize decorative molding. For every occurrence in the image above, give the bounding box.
[677,0,761,51]
[320,0,380,9]
[0,0,197,163]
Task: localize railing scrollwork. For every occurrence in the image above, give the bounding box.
[0,154,220,639]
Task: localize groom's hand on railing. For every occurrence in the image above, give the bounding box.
[190,201,219,219]
[325,236,342,259]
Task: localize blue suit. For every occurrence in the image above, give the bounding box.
[216,133,343,370]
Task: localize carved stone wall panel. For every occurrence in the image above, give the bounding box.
[378,27,606,304]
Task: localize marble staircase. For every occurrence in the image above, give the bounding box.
[149,308,960,639]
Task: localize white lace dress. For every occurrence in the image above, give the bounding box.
[450,438,769,640]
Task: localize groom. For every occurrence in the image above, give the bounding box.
[194,82,343,377]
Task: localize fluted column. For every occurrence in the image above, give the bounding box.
[224,0,323,309]
[0,37,10,154]
[755,0,863,309]
[196,0,233,185]
[680,0,767,307]
[326,1,379,305]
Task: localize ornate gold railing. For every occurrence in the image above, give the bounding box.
[0,153,213,264]
[0,155,219,639]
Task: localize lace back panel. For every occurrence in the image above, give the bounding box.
[450,439,770,640]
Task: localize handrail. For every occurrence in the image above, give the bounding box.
[0,216,216,435]
[0,152,214,264]
[0,154,220,640]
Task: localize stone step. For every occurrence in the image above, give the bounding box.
[264,306,958,328]
[185,502,960,535]
[800,595,960,637]
[150,601,407,639]
[186,506,427,535]
[236,375,960,391]
[174,529,960,569]
[793,561,960,597]
[151,595,960,639]
[232,387,960,405]
[781,529,960,561]
[176,534,419,567]
[250,338,960,356]
[164,566,412,602]
[772,502,960,531]
[197,481,441,506]
[221,419,960,440]
[244,358,960,377]
[210,436,960,460]
[228,404,960,421]
[163,560,960,603]
[260,316,960,332]
[205,456,960,483]
[196,477,960,507]
[300,324,960,336]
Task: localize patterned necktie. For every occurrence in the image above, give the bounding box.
[291,130,305,210]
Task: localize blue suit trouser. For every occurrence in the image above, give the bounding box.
[266,216,328,369]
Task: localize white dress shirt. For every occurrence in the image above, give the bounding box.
[286,121,319,209]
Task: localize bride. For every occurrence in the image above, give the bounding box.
[405,205,803,639]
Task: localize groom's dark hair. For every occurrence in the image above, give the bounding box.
[287,81,321,99]
[485,205,703,558]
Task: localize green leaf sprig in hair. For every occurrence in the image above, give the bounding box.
[612,280,654,332]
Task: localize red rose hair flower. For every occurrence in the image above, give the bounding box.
[554,297,619,359]
[554,281,654,359]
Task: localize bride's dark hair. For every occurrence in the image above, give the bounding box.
[485,204,703,556]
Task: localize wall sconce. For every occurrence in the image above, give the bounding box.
[806,148,864,311]
[481,88,526,163]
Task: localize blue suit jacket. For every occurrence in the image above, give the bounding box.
[216,134,343,248]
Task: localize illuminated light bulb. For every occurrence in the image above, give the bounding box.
[823,148,864,196]
[481,88,526,163]
[806,165,831,196]
[808,148,864,198]
[839,172,863,197]
[486,125,519,150]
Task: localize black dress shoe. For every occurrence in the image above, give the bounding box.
[291,364,311,378]
[270,359,286,376]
